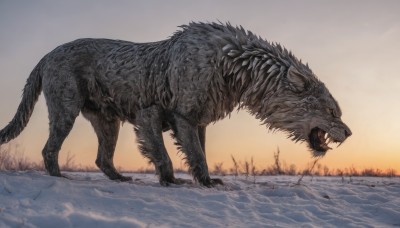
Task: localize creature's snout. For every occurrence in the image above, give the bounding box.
[343,123,352,140]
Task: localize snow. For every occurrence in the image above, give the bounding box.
[1,171,399,227]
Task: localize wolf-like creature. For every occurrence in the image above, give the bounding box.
[0,22,351,186]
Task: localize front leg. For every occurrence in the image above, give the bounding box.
[170,113,222,187]
[135,106,183,186]
[198,125,206,157]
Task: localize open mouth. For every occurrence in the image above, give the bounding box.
[308,127,337,154]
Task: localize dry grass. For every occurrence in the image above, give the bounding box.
[0,144,43,171]
[0,144,99,173]
[212,148,398,178]
[0,144,397,178]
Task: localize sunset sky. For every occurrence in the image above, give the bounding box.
[0,0,399,173]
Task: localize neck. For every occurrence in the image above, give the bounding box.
[220,41,292,118]
[192,22,309,122]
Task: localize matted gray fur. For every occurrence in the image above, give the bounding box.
[0,22,351,187]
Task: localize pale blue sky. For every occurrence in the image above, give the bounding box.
[0,0,399,171]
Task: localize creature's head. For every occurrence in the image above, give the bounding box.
[213,22,351,156]
[262,65,352,157]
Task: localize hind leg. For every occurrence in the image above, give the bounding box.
[83,112,131,181]
[135,106,185,186]
[42,103,79,177]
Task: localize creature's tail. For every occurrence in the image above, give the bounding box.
[0,60,44,144]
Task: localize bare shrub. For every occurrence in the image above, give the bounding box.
[323,165,331,176]
[287,164,297,176]
[348,166,359,176]
[242,160,250,180]
[361,168,383,177]
[230,155,239,178]
[61,150,76,171]
[137,167,156,174]
[386,168,397,178]
[212,162,226,176]
[273,147,283,175]
[0,143,38,171]
[13,150,32,170]
[250,157,257,184]
[0,145,13,170]
[296,157,321,184]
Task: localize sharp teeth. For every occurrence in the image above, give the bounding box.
[322,144,332,150]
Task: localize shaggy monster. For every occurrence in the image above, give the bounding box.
[0,22,351,187]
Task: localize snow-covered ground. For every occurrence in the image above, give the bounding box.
[0,171,399,227]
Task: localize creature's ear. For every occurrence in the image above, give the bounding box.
[287,66,308,92]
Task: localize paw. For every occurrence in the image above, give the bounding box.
[118,176,133,182]
[109,174,132,182]
[173,178,192,185]
[200,177,224,188]
[49,172,67,179]
[211,178,224,186]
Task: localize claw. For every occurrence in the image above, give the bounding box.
[118,176,133,182]
[201,178,224,187]
[159,177,192,186]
